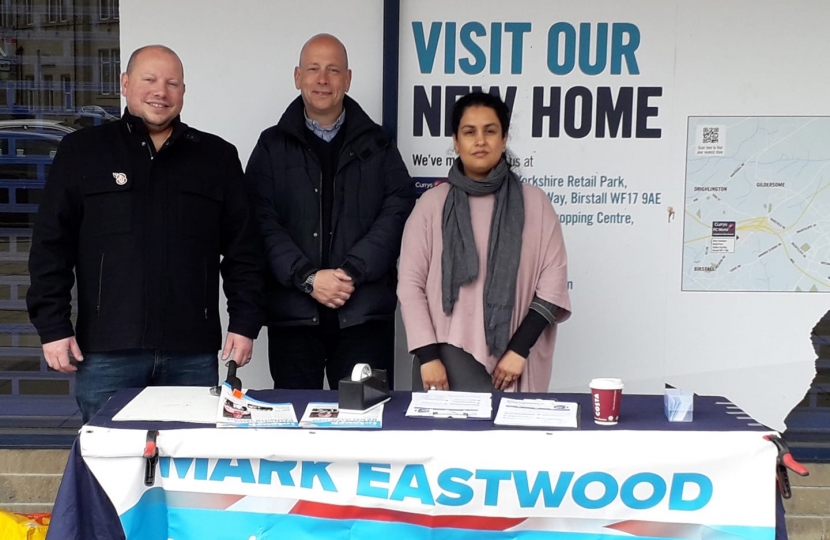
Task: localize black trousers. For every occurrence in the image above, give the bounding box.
[411,344,496,392]
[268,318,395,390]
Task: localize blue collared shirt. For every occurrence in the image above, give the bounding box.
[304,109,346,142]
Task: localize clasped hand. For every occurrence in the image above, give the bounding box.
[311,268,354,309]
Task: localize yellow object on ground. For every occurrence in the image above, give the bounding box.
[0,510,50,540]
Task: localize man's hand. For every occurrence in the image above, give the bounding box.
[43,337,83,373]
[492,350,526,390]
[222,332,254,367]
[310,269,354,309]
[420,359,449,391]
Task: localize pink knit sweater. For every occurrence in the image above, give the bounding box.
[397,182,571,392]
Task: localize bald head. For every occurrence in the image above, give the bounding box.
[298,34,349,70]
[294,33,352,127]
[126,45,184,80]
[121,44,186,139]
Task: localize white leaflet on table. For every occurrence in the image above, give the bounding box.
[405,390,492,419]
[494,398,579,428]
[112,386,220,423]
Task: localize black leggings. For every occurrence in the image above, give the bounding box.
[411,344,496,392]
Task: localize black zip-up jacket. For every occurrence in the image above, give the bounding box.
[27,110,265,352]
[245,95,415,328]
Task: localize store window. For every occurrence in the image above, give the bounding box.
[0,0,120,443]
[784,311,830,462]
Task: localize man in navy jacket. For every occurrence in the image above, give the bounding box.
[27,45,264,422]
[246,34,414,389]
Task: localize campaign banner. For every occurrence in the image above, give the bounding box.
[81,427,776,539]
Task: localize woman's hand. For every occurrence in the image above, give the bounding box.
[421,359,449,391]
[492,350,526,390]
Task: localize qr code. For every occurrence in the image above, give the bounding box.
[702,127,720,144]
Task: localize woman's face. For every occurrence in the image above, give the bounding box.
[453,105,506,180]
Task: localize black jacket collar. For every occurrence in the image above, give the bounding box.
[277,95,377,148]
[122,108,190,146]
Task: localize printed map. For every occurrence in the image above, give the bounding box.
[683,116,830,292]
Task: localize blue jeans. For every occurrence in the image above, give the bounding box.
[75,349,219,423]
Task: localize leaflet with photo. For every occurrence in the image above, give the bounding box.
[215,382,298,428]
[299,402,383,429]
[494,398,579,429]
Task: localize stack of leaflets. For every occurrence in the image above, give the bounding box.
[215,382,298,428]
[405,390,492,419]
[299,402,384,429]
[494,398,579,429]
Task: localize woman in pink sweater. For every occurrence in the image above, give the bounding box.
[398,92,571,393]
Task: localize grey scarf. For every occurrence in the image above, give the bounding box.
[442,158,525,357]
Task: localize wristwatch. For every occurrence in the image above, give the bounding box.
[300,272,316,294]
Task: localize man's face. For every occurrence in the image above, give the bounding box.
[294,37,351,121]
[121,48,185,133]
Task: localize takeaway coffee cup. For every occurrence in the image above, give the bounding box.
[589,378,624,425]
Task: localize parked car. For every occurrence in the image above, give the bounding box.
[73,106,119,128]
[0,119,76,137]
